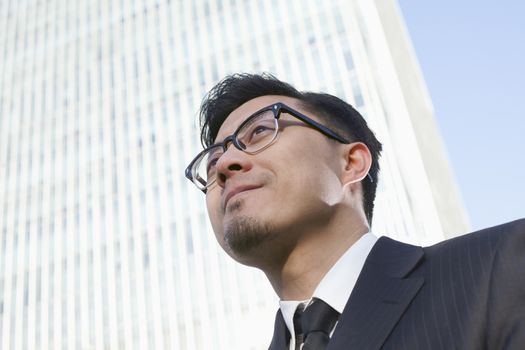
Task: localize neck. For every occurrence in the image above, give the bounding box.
[263,215,369,301]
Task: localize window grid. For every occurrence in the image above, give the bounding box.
[0,0,460,348]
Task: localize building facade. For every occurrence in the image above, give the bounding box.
[0,0,468,348]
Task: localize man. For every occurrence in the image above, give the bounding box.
[185,73,525,349]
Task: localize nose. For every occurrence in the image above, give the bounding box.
[214,147,252,188]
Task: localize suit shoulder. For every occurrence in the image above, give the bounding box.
[425,218,525,255]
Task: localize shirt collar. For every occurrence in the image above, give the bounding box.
[313,232,378,313]
[279,232,378,344]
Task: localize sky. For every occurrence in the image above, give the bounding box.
[398,1,525,231]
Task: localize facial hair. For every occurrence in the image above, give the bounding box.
[223,215,274,256]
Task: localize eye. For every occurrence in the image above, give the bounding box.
[237,111,276,148]
[252,125,271,135]
[245,124,274,145]
[206,155,220,175]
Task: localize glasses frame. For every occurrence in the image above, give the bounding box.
[185,102,350,192]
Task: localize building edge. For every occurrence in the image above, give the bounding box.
[373,0,471,237]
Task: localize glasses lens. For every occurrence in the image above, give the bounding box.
[236,109,278,153]
[193,144,224,188]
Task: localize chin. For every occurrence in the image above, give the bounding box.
[222,214,274,261]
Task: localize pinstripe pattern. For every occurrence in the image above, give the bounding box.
[269,219,525,350]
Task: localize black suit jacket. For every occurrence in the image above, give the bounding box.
[269,219,525,349]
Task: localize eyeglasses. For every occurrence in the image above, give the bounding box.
[185,102,350,192]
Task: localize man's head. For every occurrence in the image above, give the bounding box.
[188,73,382,265]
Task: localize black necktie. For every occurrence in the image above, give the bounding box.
[294,299,340,350]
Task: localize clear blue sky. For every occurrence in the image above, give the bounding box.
[398,1,525,231]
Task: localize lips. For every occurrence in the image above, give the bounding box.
[223,184,262,208]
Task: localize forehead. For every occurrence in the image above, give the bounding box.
[214,95,305,142]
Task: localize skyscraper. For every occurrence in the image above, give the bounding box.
[0,0,468,348]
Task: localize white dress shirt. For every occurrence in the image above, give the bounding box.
[279,232,378,349]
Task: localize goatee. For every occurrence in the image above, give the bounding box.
[224,216,273,256]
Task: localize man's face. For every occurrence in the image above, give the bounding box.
[205,95,348,266]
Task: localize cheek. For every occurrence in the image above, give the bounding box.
[206,194,224,238]
[278,151,343,205]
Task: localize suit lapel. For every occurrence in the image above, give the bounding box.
[328,237,425,350]
[268,309,290,350]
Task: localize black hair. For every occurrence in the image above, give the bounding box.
[199,73,383,225]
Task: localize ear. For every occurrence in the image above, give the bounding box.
[341,142,372,186]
